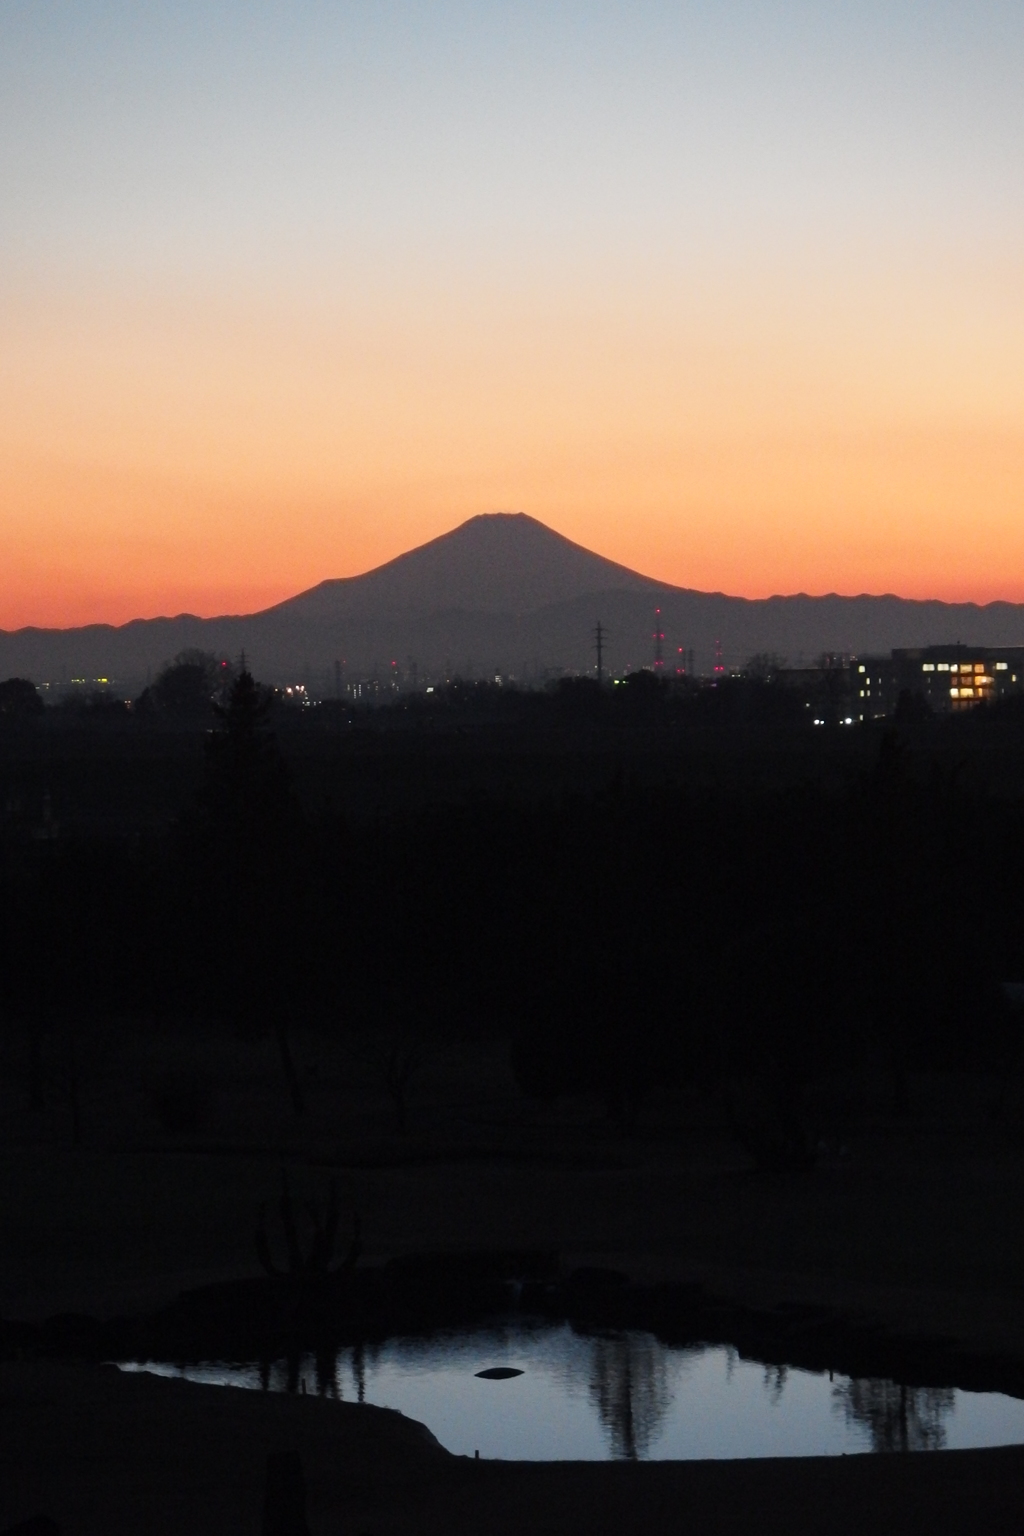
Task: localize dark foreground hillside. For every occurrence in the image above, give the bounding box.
[5,689,1024,1530]
[4,1361,1024,1535]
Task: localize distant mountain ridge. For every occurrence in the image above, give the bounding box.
[278,513,659,619]
[2,512,1024,687]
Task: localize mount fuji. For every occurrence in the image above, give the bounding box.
[3,513,1024,687]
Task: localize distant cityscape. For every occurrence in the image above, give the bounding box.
[21,635,1024,724]
[7,515,1024,706]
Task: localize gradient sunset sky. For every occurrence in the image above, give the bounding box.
[2,1,1023,628]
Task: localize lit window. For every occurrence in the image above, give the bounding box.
[859,690,865,697]
[922,664,935,672]
[858,665,866,673]
[974,663,985,673]
[950,688,960,697]
[996,662,1009,671]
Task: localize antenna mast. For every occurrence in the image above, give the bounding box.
[594,621,607,685]
[653,608,664,671]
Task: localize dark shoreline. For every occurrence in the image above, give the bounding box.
[4,1357,1024,1535]
[7,1253,1024,1405]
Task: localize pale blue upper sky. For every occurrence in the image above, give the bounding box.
[3,1,1023,283]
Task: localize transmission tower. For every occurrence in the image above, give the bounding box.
[653,608,665,670]
[594,620,607,685]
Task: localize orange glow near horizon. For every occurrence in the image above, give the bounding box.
[4,3,1024,632]
[3,253,1024,630]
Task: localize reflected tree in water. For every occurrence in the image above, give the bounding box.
[331,1341,367,1403]
[587,1334,676,1459]
[314,1347,336,1398]
[834,1379,955,1452]
[763,1364,788,1405]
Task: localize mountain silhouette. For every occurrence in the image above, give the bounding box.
[2,512,1024,686]
[277,513,659,620]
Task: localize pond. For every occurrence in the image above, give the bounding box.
[117,1322,1024,1461]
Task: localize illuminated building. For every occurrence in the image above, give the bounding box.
[851,647,1024,720]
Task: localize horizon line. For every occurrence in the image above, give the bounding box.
[4,512,1024,635]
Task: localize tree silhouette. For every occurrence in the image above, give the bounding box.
[202,671,290,822]
[137,650,230,721]
[184,670,308,1114]
[0,677,44,722]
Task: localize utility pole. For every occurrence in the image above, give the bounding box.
[594,621,607,685]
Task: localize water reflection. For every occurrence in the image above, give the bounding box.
[834,1379,955,1452]
[117,1325,1024,1462]
[763,1364,788,1406]
[353,1339,366,1403]
[586,1333,678,1459]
